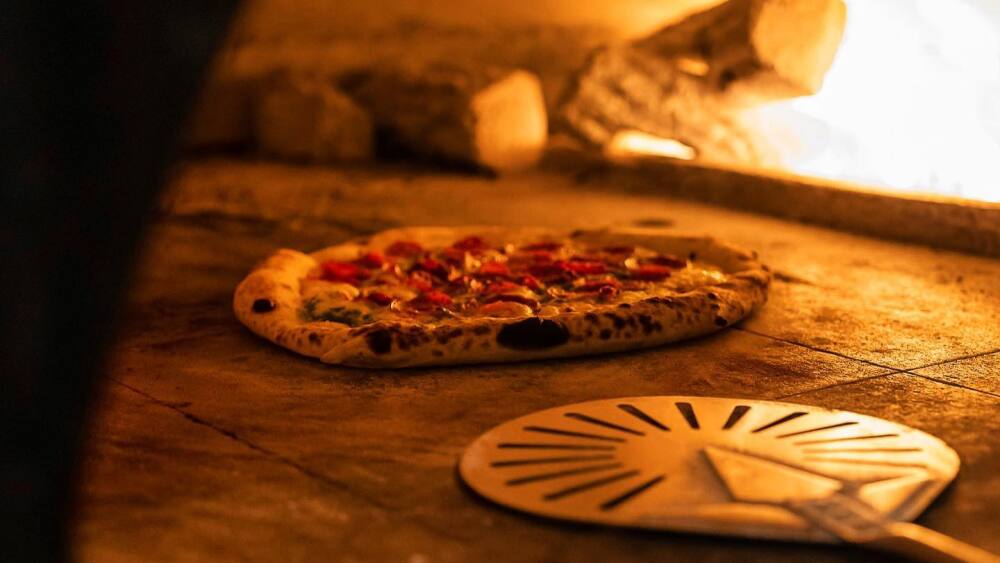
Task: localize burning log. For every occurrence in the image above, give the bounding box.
[254,71,374,163]
[339,66,548,173]
[559,0,846,165]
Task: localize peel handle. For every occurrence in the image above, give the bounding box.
[868,522,1000,563]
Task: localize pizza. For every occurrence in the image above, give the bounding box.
[233,226,770,367]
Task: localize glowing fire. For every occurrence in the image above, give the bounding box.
[743,0,1000,202]
[612,0,1000,203]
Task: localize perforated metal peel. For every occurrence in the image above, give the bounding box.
[459,396,960,543]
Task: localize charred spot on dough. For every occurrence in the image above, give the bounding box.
[603,312,626,329]
[707,292,719,301]
[366,329,393,355]
[714,316,728,327]
[617,303,631,309]
[497,318,570,350]
[638,314,661,334]
[308,332,320,344]
[689,251,697,260]
[252,298,276,313]
[584,313,599,324]
[599,329,612,340]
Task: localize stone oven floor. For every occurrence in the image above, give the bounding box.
[74,159,1000,562]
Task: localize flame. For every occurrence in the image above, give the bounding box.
[742,0,1000,203]
[605,131,697,161]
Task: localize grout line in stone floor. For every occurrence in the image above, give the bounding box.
[109,377,394,511]
[900,348,1000,373]
[107,376,497,544]
[737,327,1000,375]
[901,371,1000,400]
[775,372,902,400]
[735,326,902,371]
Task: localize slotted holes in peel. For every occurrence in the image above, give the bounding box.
[458,396,960,543]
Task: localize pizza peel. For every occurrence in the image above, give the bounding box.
[459,396,998,562]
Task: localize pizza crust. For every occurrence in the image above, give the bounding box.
[233,226,770,367]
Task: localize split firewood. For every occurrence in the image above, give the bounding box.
[254,71,373,163]
[559,0,846,166]
[339,66,548,173]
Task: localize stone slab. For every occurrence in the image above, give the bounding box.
[74,160,1000,561]
[913,351,1000,397]
[789,373,1000,554]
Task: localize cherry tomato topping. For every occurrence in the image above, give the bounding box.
[415,258,449,278]
[520,274,543,290]
[386,240,424,257]
[366,291,393,306]
[631,264,672,280]
[484,280,521,294]
[355,251,385,268]
[528,262,572,281]
[320,261,369,284]
[598,285,619,299]
[477,261,510,277]
[452,236,490,252]
[564,260,606,275]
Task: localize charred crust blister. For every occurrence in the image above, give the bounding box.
[252,298,276,313]
[366,329,393,354]
[714,316,728,327]
[497,317,570,350]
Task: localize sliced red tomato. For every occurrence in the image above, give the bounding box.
[320,261,369,284]
[385,240,424,257]
[631,264,673,280]
[484,280,520,294]
[528,261,574,282]
[564,260,606,275]
[477,261,510,277]
[519,274,543,290]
